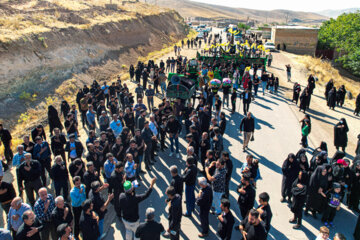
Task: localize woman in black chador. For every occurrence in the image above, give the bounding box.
[349,161,360,211]
[299,88,309,113]
[305,165,328,218]
[281,153,300,203]
[334,118,349,153]
[290,170,309,229]
[327,87,337,110]
[48,105,63,136]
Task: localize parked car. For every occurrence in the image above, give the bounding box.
[264,42,276,52]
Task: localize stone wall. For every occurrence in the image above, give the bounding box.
[271,28,318,55]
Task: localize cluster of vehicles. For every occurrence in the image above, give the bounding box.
[188,23,212,39]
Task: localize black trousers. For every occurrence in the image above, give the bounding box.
[40,221,57,240]
[322,205,337,222]
[144,141,152,168]
[54,180,69,200]
[243,102,250,115]
[151,139,157,160]
[40,159,52,186]
[24,178,42,206]
[293,206,303,224]
[73,206,82,240]
[240,206,251,219]
[80,110,87,127]
[231,101,236,112]
[224,177,230,198]
[3,142,13,163]
[160,132,166,149]
[199,208,210,234]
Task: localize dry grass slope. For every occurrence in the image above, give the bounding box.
[0,0,166,42]
[297,56,360,106]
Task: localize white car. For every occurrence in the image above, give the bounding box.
[264,42,276,52]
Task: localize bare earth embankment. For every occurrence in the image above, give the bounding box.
[0,0,188,129]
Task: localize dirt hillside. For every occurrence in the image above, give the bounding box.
[0,0,188,125]
[156,0,328,25]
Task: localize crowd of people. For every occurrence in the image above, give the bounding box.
[0,29,359,240]
[291,73,360,116]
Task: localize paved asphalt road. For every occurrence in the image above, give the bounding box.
[102,28,358,240]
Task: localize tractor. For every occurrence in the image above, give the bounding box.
[166,59,199,100]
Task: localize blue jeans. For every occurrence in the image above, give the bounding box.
[213,191,223,214]
[287,72,291,81]
[136,155,143,177]
[261,81,267,95]
[170,136,179,153]
[98,219,104,239]
[185,185,195,215]
[161,82,167,95]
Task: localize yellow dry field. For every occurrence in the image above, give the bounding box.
[296,55,360,107]
[0,0,167,42]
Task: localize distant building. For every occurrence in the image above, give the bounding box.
[271,26,319,55]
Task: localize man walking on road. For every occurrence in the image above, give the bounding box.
[118,177,157,240]
[286,64,292,82]
[239,112,255,152]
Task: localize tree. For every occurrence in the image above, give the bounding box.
[237,23,250,31]
[318,12,360,76]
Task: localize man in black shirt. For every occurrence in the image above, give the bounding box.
[16,153,42,206]
[237,173,256,219]
[257,192,272,235]
[164,186,182,240]
[141,121,154,171]
[222,152,233,199]
[64,113,78,137]
[196,177,213,238]
[166,115,182,158]
[118,178,156,239]
[68,158,85,180]
[65,134,84,161]
[50,155,69,200]
[79,199,100,240]
[83,162,101,196]
[16,210,43,240]
[135,207,165,240]
[88,181,114,238]
[240,88,252,115]
[50,128,67,164]
[182,156,197,217]
[124,107,135,135]
[0,175,16,214]
[109,162,125,216]
[217,198,235,240]
[51,196,73,229]
[0,123,13,169]
[238,209,267,240]
[239,112,255,152]
[169,165,184,197]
